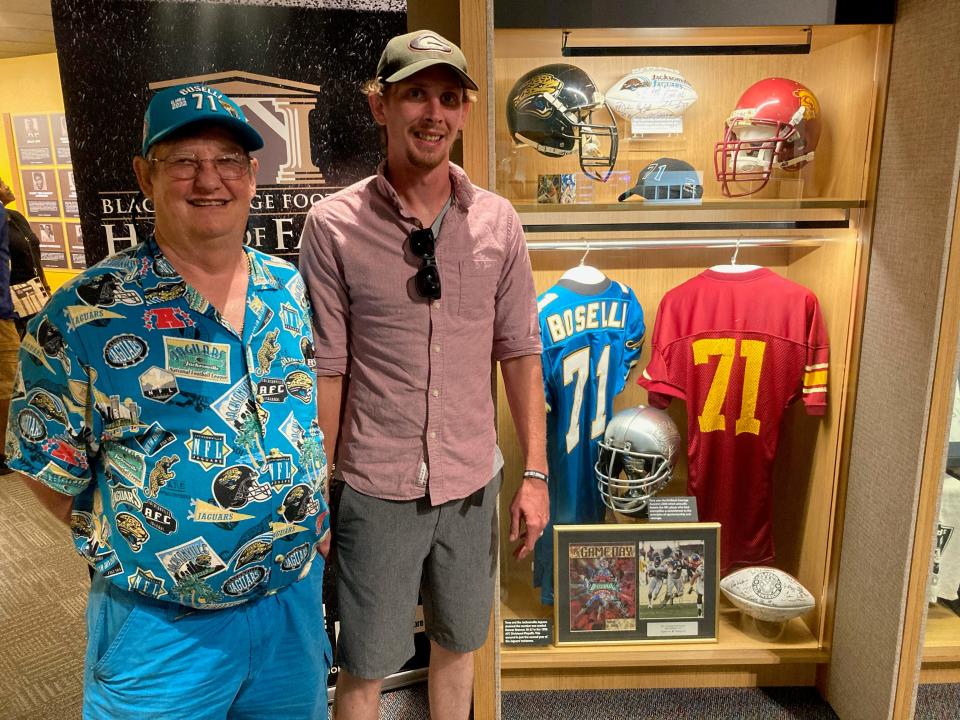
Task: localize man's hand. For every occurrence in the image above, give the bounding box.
[317,528,332,560]
[508,476,549,560]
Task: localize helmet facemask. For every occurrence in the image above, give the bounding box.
[595,439,671,515]
[714,120,788,197]
[573,101,618,182]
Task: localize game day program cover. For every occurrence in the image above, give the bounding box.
[567,543,637,632]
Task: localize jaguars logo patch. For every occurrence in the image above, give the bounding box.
[513,74,563,118]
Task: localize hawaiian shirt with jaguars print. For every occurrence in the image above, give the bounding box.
[6,236,330,609]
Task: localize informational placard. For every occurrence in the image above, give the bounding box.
[66,223,86,269]
[52,112,71,164]
[632,116,683,136]
[5,110,79,270]
[58,168,79,217]
[503,618,553,645]
[21,169,61,217]
[647,496,699,522]
[12,114,53,165]
[31,220,68,268]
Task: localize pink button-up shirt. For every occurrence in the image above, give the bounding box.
[299,163,541,505]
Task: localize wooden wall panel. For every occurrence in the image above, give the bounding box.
[777,237,860,641]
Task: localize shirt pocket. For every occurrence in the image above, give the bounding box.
[457,259,499,320]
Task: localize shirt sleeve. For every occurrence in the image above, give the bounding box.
[6,311,96,496]
[492,208,542,362]
[802,293,829,416]
[298,207,350,376]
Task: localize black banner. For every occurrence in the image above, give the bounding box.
[52,0,406,265]
[495,0,895,28]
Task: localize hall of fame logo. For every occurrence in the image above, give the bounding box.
[99,71,341,260]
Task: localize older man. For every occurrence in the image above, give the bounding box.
[6,84,331,719]
[299,30,549,720]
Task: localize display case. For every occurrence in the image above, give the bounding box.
[913,189,960,689]
[460,14,894,713]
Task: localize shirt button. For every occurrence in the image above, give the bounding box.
[431,389,440,397]
[275,555,283,563]
[429,431,437,439]
[432,344,441,353]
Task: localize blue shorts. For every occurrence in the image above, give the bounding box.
[83,567,331,720]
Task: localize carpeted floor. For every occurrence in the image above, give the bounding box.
[0,471,88,720]
[502,687,840,719]
[3,469,959,719]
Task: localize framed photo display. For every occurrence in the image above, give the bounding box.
[554,522,720,645]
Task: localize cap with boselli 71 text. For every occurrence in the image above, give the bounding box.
[141,83,264,156]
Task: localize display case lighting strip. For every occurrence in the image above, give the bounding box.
[526,237,824,251]
[521,219,849,233]
[560,29,813,57]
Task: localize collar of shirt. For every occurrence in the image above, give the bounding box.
[373,161,476,222]
[134,234,282,292]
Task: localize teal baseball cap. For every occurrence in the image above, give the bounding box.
[141,83,264,156]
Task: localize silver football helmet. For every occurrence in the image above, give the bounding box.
[595,405,681,515]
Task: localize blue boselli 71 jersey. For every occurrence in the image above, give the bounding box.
[532,276,645,604]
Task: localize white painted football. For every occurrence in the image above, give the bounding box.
[720,567,815,623]
[605,67,698,121]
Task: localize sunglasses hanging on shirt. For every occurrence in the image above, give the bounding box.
[410,228,441,300]
[409,194,454,301]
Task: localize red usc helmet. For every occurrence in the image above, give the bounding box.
[714,78,821,197]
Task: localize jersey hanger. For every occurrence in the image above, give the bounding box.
[561,242,607,284]
[710,235,761,274]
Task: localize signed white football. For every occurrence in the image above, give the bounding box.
[605,67,698,121]
[720,567,815,623]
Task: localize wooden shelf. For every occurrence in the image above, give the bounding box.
[499,573,826,671]
[512,199,863,235]
[922,603,960,663]
[513,199,865,213]
[920,604,960,683]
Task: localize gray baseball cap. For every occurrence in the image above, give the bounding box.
[619,158,703,202]
[376,30,479,91]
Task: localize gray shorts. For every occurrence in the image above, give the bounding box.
[334,474,500,680]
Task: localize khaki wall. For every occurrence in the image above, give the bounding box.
[828,0,960,717]
[0,51,75,291]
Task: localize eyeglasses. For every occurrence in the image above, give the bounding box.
[409,228,441,300]
[150,152,251,180]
